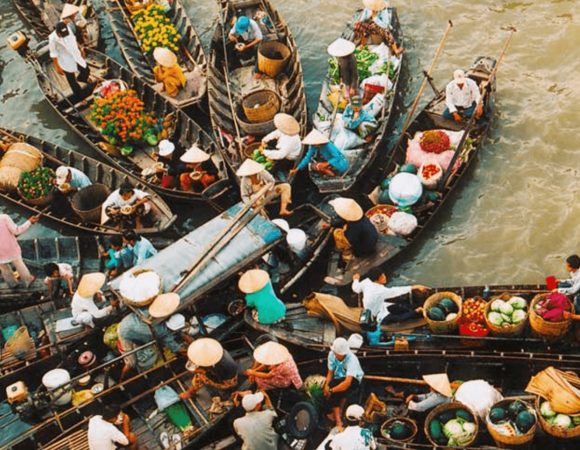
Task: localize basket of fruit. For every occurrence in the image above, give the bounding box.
[17,166,55,206]
[423,292,462,335]
[366,204,398,233]
[418,162,442,189]
[487,398,537,447]
[381,417,418,443]
[485,293,529,337]
[458,297,489,346]
[529,293,574,342]
[425,401,479,447]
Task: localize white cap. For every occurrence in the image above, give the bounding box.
[453,69,466,82]
[242,392,265,411]
[165,313,186,331]
[347,333,364,353]
[345,404,365,420]
[159,140,175,157]
[330,337,350,355]
[55,166,70,185]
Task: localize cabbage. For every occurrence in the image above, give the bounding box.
[488,311,503,326]
[512,309,527,323]
[540,401,556,418]
[443,419,464,438]
[508,297,527,310]
[463,422,476,434]
[491,299,505,312]
[553,414,572,428]
[501,313,512,324]
[500,303,514,315]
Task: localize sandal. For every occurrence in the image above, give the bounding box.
[159,431,170,449]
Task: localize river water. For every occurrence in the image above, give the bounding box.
[0,0,578,286]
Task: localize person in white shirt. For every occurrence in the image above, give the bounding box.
[87,404,137,450]
[318,404,376,450]
[352,269,428,324]
[261,113,302,163]
[48,21,90,99]
[443,69,483,123]
[557,254,580,310]
[71,272,117,328]
[102,182,152,229]
[44,262,75,299]
[233,391,279,450]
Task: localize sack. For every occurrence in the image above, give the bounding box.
[364,93,386,118]
[0,167,23,192]
[0,143,43,172]
[455,380,503,420]
[332,127,365,151]
[388,211,418,236]
[4,326,35,360]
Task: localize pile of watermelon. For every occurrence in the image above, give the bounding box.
[489,400,536,436]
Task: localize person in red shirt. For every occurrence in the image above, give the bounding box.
[245,341,303,391]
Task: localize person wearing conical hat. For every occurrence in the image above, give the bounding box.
[239,269,286,324]
[444,69,483,123]
[329,197,378,263]
[354,0,403,55]
[245,341,303,391]
[179,338,240,400]
[71,272,118,328]
[179,144,218,192]
[327,38,358,98]
[237,159,293,216]
[260,113,302,163]
[290,129,349,178]
[406,373,453,412]
[153,47,186,98]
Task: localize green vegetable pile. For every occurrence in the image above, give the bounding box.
[487,297,528,328]
[18,167,55,200]
[327,46,379,84]
[377,60,397,80]
[540,400,580,429]
[429,408,477,447]
[251,149,273,171]
[489,400,537,436]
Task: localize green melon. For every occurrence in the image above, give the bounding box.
[428,306,446,321]
[380,177,392,190]
[429,419,443,441]
[456,409,472,422]
[515,410,535,433]
[490,407,507,424]
[390,421,412,440]
[400,163,417,174]
[508,400,527,418]
[438,410,455,424]
[439,298,459,314]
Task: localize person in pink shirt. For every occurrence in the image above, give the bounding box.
[0,214,39,288]
[245,341,303,391]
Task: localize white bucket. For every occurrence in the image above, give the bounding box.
[286,228,307,255]
[272,218,290,233]
[42,368,72,406]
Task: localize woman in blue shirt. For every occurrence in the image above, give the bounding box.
[290,129,349,178]
[122,229,157,266]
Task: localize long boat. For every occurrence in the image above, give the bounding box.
[15,40,232,205]
[0,127,175,235]
[208,0,307,183]
[324,56,497,286]
[244,284,580,355]
[309,7,404,194]
[12,0,100,48]
[105,0,207,108]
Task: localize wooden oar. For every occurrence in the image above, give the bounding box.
[390,20,454,160]
[364,374,462,389]
[438,26,516,190]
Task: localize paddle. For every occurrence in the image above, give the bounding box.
[364,374,462,389]
[438,26,516,190]
[389,20,454,163]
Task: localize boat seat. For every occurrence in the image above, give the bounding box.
[41,429,89,450]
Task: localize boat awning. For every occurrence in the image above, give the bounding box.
[110,203,283,307]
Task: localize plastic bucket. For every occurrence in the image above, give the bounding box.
[42,368,72,406]
[286,228,307,256]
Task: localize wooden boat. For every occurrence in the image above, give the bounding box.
[208,0,308,183]
[16,40,232,205]
[12,0,100,48]
[310,7,404,194]
[244,284,580,355]
[0,128,176,235]
[105,0,207,108]
[324,56,497,286]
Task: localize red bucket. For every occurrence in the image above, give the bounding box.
[546,275,558,290]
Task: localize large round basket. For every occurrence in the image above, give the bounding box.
[243,142,263,159]
[366,204,398,234]
[242,89,281,124]
[535,396,580,439]
[423,292,463,335]
[257,41,291,78]
[380,417,418,444]
[425,401,479,448]
[236,104,277,136]
[17,187,53,207]
[119,268,162,307]
[71,183,110,223]
[486,397,537,448]
[484,293,528,337]
[529,294,574,342]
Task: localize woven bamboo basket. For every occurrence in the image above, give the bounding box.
[17,186,53,207]
[425,401,479,448]
[423,292,463,335]
[486,397,537,448]
[257,41,291,78]
[484,293,528,337]
[366,204,398,234]
[242,90,281,124]
[119,268,163,307]
[243,142,263,159]
[71,183,110,223]
[535,396,580,439]
[236,104,277,136]
[529,294,574,342]
[380,417,418,443]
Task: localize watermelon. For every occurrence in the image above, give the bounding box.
[426,190,439,202]
[439,298,458,314]
[490,407,507,424]
[380,177,392,190]
[389,421,412,440]
[400,163,417,174]
[508,400,527,418]
[438,410,455,424]
[428,306,446,321]
[456,409,472,422]
[429,419,443,441]
[515,410,535,433]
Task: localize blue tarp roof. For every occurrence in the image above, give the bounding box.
[110,203,283,307]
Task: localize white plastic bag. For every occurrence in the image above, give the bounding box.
[387,211,418,236]
[363,93,386,118]
[332,127,365,151]
[454,380,503,420]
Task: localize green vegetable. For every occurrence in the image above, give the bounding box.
[572,415,580,426]
[491,299,505,312]
[18,167,55,200]
[540,401,556,418]
[120,145,134,156]
[146,133,158,146]
[508,400,527,417]
[428,306,446,321]
[512,309,527,323]
[508,296,527,310]
[499,303,514,316]
[462,422,476,434]
[553,414,572,428]
[439,298,458,314]
[490,407,506,424]
[488,311,503,326]
[455,409,472,422]
[377,60,397,80]
[501,313,512,324]
[380,177,391,190]
[443,419,464,438]
[429,419,443,441]
[389,421,412,440]
[515,410,535,433]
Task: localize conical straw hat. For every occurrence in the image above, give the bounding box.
[148,293,180,318]
[180,144,210,163]
[274,113,300,136]
[423,373,453,397]
[153,47,178,68]
[61,4,80,19]
[302,129,329,146]
[363,0,387,12]
[329,197,364,222]
[253,341,290,365]
[77,273,106,297]
[327,38,356,58]
[236,159,265,177]
[238,269,270,294]
[187,338,224,367]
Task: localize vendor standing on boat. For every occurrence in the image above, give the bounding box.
[237,159,293,216]
[327,38,358,98]
[0,213,38,288]
[329,197,378,264]
[60,4,87,41]
[180,338,239,399]
[102,182,152,229]
[228,15,263,70]
[233,391,279,450]
[354,0,403,56]
[290,129,349,178]
[153,47,186,98]
[121,230,157,266]
[444,69,483,123]
[324,337,364,431]
[245,341,303,391]
[49,21,91,100]
[261,113,302,164]
[406,373,453,412]
[239,269,286,325]
[179,145,218,192]
[71,272,118,328]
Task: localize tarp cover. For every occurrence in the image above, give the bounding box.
[110,203,283,305]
